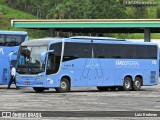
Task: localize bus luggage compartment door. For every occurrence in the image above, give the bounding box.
[2,68,8,84]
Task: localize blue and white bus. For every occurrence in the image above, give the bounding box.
[0,31,28,85]
[16,36,159,93]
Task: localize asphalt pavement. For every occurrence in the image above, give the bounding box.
[0,84,160,120]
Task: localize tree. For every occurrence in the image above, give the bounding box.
[3,0,128,19]
[157,7,160,18]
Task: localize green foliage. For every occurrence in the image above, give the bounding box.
[0,4,35,19]
[0,4,35,31]
[27,29,49,39]
[157,7,160,18]
[3,0,158,19]
[1,0,160,39]
[2,0,127,19]
[47,0,127,19]
[0,4,47,38]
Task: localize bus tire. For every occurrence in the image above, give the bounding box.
[55,78,70,93]
[33,87,45,93]
[132,77,141,91]
[123,77,132,91]
[97,87,109,91]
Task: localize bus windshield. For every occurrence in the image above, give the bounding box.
[0,34,26,46]
[16,46,47,74]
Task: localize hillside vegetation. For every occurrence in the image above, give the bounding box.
[0,0,160,39]
[0,4,34,29]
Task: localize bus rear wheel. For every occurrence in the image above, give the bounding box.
[33,87,45,93]
[55,78,70,93]
[132,77,141,91]
[123,77,132,91]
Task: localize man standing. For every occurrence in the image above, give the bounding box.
[7,65,19,90]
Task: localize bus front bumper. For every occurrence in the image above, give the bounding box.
[16,80,46,87]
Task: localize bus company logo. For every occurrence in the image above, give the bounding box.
[0,48,4,55]
[115,60,139,66]
[152,60,157,64]
[86,59,99,69]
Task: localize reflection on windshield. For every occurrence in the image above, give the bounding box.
[0,34,25,46]
[17,46,47,74]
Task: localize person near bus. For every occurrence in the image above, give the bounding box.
[7,65,19,90]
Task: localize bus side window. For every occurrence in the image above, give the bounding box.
[147,46,157,59]
[0,35,5,45]
[125,45,136,59]
[46,53,54,74]
[47,43,62,75]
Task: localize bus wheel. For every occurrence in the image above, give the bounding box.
[55,78,70,93]
[97,87,109,91]
[132,77,141,91]
[33,87,45,93]
[123,77,132,91]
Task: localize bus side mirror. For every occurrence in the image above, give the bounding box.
[40,50,54,63]
[40,52,47,63]
[9,51,18,62]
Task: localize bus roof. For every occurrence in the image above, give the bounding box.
[21,38,59,46]
[21,36,158,46]
[0,30,27,35]
[68,37,158,46]
[70,36,125,41]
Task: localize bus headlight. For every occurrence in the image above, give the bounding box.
[16,75,21,80]
[36,75,44,80]
[16,75,19,79]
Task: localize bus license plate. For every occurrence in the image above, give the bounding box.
[25,81,30,85]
